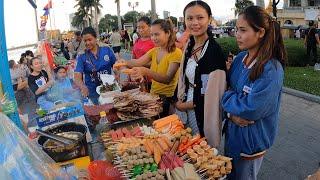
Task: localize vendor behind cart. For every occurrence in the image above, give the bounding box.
[74,27,117,104]
[115,19,182,117]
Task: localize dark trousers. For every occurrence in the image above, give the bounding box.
[159,96,174,118]
[307,45,318,65]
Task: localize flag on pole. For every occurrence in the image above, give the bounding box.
[43,0,52,10]
[43,9,50,16]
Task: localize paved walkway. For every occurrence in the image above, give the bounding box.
[258,93,320,180]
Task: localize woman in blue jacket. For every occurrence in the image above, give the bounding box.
[222,6,287,180]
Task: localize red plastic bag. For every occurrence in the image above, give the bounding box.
[88,160,123,180]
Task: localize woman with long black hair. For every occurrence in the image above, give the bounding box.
[176,1,227,145]
[222,6,287,179]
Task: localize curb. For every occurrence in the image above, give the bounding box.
[283,87,320,104]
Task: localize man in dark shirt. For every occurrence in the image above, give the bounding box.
[304,21,320,66]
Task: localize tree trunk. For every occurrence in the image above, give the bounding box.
[94,4,99,36]
[116,0,122,30]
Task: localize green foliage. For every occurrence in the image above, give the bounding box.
[283,39,309,67]
[123,11,141,24]
[73,0,102,28]
[215,37,240,56]
[216,37,320,67]
[98,14,119,33]
[71,11,86,28]
[284,67,320,96]
[234,0,254,16]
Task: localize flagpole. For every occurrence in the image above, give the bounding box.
[34,0,40,41]
[49,10,53,42]
[51,0,56,30]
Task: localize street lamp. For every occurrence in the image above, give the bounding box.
[272,0,281,19]
[128,1,139,11]
[128,1,139,28]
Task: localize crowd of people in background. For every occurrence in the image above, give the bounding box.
[9,0,320,179]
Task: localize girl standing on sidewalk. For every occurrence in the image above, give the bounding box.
[222,6,287,180]
[176,1,227,142]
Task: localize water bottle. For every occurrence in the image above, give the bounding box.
[99,111,109,125]
[95,111,110,136]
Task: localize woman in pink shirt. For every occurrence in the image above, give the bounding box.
[132,16,155,59]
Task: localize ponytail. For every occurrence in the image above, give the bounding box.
[240,6,287,81]
[152,19,176,53]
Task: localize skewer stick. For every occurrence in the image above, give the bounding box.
[200,173,207,178]
[196,168,207,173]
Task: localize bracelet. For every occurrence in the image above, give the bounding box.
[227,113,231,119]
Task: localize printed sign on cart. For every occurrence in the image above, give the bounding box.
[36,104,92,142]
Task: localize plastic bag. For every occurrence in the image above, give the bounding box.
[0,113,76,180]
[88,160,123,180]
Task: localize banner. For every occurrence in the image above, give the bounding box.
[36,104,93,142]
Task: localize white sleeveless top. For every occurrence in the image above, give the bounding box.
[186,58,197,102]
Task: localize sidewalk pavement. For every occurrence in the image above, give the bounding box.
[258,93,320,180]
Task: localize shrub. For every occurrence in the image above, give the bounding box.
[216,37,319,67]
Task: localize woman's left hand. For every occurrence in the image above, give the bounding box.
[230,115,254,127]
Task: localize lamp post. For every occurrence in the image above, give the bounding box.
[128,1,139,28]
[272,0,281,19]
[128,1,139,11]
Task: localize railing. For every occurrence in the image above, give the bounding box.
[7,43,37,51]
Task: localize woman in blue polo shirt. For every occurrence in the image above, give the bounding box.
[74,27,116,104]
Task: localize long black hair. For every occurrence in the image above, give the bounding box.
[183,1,214,63]
[239,6,287,81]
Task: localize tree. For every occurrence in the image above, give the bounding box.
[115,0,122,31]
[72,11,86,29]
[98,14,119,33]
[73,0,103,30]
[123,11,141,23]
[234,0,254,16]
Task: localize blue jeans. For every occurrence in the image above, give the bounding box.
[227,156,264,180]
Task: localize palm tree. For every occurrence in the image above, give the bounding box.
[74,0,102,30]
[115,0,122,30]
[74,0,91,27]
[234,0,254,16]
[92,0,103,35]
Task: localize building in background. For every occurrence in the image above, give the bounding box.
[276,0,320,27]
[268,0,320,38]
